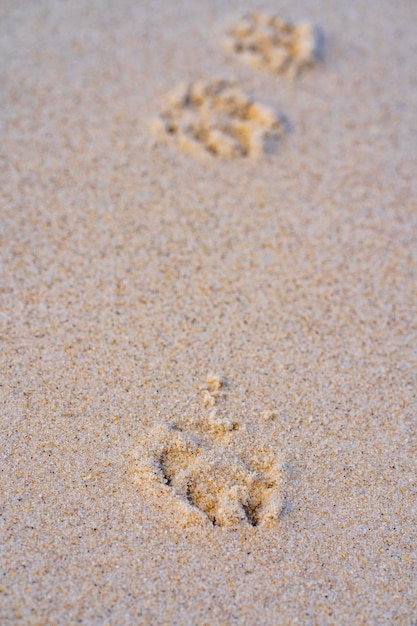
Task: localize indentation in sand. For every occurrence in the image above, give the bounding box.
[132,374,285,528]
[226,13,319,76]
[152,79,282,158]
[158,430,279,527]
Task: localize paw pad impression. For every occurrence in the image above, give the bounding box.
[226,13,319,76]
[152,79,282,158]
[132,374,286,529]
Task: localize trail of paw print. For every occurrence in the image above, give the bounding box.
[152,79,282,158]
[226,13,320,77]
[133,374,286,528]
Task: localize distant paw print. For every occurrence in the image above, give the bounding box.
[152,79,282,158]
[226,13,320,77]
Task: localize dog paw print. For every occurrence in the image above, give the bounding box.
[226,13,320,77]
[152,79,282,158]
[159,429,281,527]
[132,374,286,528]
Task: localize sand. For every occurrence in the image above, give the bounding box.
[1,0,417,624]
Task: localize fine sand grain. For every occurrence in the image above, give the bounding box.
[1,1,417,624]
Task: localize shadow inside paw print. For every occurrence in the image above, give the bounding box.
[152,79,282,158]
[226,13,321,76]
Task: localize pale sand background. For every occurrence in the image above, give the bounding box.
[1,0,417,623]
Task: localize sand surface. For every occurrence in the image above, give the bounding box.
[1,1,417,624]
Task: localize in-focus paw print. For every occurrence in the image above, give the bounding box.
[152,79,282,158]
[132,374,286,529]
[226,13,320,77]
[158,428,280,527]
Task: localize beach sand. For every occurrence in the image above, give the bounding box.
[1,1,416,623]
